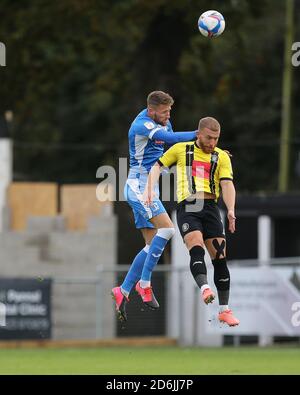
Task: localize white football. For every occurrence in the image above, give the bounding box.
[198,10,225,38]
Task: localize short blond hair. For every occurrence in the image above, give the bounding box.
[147,91,174,107]
[198,117,220,132]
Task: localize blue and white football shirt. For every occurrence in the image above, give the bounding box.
[128,109,173,175]
[125,108,196,228]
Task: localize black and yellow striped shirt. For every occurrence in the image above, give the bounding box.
[158,141,233,203]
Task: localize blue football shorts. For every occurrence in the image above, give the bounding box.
[124,177,166,229]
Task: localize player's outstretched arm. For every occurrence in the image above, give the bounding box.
[220,180,236,233]
[142,162,162,205]
[152,129,196,145]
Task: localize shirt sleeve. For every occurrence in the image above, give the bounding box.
[133,121,162,137]
[219,151,233,180]
[158,144,179,168]
[134,119,196,143]
[153,129,196,144]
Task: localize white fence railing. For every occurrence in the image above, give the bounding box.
[45,257,300,345]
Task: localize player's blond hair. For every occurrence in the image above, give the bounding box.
[198,117,220,132]
[147,91,174,107]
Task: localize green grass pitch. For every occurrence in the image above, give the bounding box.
[0,346,299,375]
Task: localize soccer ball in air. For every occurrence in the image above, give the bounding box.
[198,10,225,38]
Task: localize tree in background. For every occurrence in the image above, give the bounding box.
[0,0,299,192]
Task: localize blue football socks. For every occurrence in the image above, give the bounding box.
[121,245,149,295]
[140,235,169,282]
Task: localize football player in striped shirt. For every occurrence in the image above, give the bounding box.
[143,117,239,327]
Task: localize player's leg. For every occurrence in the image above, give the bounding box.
[205,237,239,326]
[141,228,157,245]
[176,203,215,304]
[204,203,239,326]
[112,180,173,317]
[183,231,215,304]
[136,211,175,309]
[120,227,156,297]
[205,237,229,308]
[111,225,156,321]
[112,183,156,321]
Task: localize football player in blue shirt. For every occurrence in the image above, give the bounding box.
[111,91,197,321]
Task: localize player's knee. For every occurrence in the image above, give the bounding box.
[212,258,230,290]
[211,238,226,260]
[184,233,204,250]
[189,246,207,277]
[157,227,175,240]
[190,245,205,260]
[143,245,150,253]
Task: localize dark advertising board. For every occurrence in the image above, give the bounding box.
[0,278,52,340]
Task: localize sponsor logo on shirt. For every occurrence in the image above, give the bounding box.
[192,161,211,179]
[144,121,155,129]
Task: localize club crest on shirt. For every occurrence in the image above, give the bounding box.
[182,223,190,232]
[144,121,155,130]
[211,152,219,163]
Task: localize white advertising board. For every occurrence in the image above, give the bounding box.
[205,266,300,336]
